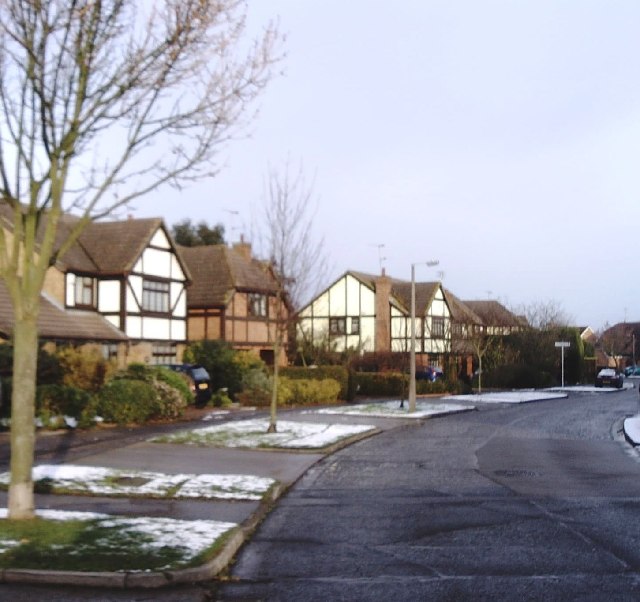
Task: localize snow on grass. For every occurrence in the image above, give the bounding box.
[546,384,634,392]
[0,508,236,571]
[151,418,376,449]
[0,465,276,501]
[448,391,568,404]
[313,400,474,418]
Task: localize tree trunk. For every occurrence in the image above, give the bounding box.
[8,317,38,519]
[267,290,282,434]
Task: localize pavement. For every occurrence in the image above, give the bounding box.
[0,404,426,589]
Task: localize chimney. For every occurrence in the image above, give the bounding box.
[374,270,392,352]
[232,236,252,261]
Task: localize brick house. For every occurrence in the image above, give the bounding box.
[178,241,287,366]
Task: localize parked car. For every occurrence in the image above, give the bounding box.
[595,368,624,389]
[415,366,444,382]
[625,366,640,377]
[161,363,212,407]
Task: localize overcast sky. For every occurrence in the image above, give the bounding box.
[134,1,640,330]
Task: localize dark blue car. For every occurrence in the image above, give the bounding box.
[415,366,444,382]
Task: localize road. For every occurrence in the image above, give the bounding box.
[2,388,640,601]
[215,387,640,601]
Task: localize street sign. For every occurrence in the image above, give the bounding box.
[555,341,570,348]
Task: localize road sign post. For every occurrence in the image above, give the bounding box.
[555,341,570,388]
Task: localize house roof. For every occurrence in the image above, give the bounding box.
[0,282,127,342]
[462,300,525,328]
[442,289,484,325]
[599,322,640,355]
[330,270,445,316]
[179,244,279,308]
[390,281,442,316]
[57,216,171,275]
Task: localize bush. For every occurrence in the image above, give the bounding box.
[482,364,554,389]
[281,377,341,405]
[184,340,244,398]
[95,379,157,424]
[36,384,93,419]
[281,366,351,400]
[0,345,63,386]
[235,365,274,406]
[55,346,115,392]
[107,364,191,419]
[151,379,188,419]
[352,372,408,397]
[153,367,194,405]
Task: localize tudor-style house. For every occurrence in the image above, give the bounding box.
[297,270,452,369]
[179,240,287,366]
[0,211,190,366]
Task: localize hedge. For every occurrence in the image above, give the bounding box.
[279,377,341,405]
[280,366,352,400]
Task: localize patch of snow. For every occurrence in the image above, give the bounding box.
[448,391,568,404]
[0,508,236,567]
[154,419,376,449]
[314,401,473,418]
[624,416,640,445]
[0,465,276,501]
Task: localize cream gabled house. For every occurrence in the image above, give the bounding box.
[0,212,191,365]
[297,270,452,365]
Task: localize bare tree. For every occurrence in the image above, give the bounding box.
[260,160,329,432]
[0,0,280,519]
[519,300,572,331]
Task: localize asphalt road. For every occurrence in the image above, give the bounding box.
[2,388,640,601]
[214,387,640,601]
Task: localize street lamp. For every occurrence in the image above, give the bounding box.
[409,260,439,412]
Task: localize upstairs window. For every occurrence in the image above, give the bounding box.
[248,293,268,318]
[350,317,360,335]
[329,317,346,335]
[142,279,170,313]
[432,316,445,338]
[74,276,95,307]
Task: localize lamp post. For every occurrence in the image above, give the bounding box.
[409,260,439,412]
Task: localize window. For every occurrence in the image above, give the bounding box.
[151,343,177,364]
[248,293,268,318]
[329,317,346,335]
[432,316,445,338]
[74,276,94,307]
[142,279,170,313]
[102,343,118,360]
[350,317,360,335]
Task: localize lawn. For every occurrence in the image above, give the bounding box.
[0,509,236,572]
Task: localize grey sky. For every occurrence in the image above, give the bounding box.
[135,1,640,330]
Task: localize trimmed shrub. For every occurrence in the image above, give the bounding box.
[482,364,554,389]
[352,372,408,397]
[280,366,350,400]
[95,379,157,425]
[281,377,341,405]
